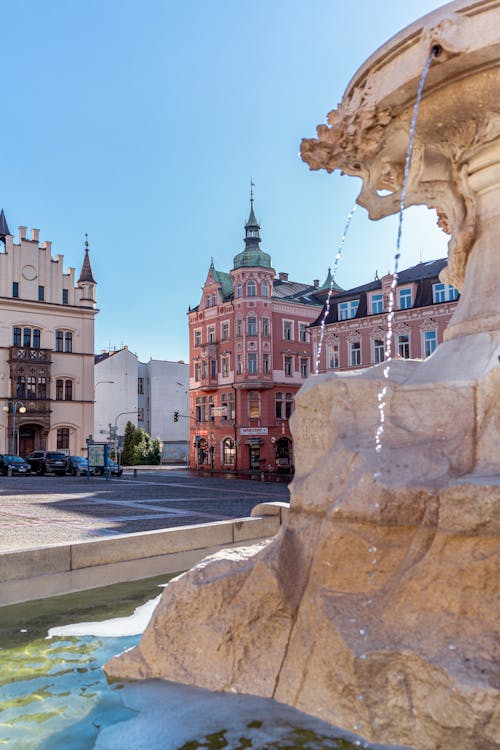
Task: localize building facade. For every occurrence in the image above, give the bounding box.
[0,212,97,456]
[94,348,189,463]
[311,258,459,372]
[188,196,324,473]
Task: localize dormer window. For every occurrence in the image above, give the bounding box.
[338,300,359,320]
[398,288,412,309]
[432,282,459,303]
[370,293,383,314]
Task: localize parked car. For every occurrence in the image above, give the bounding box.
[93,458,123,477]
[0,454,31,475]
[66,455,95,476]
[26,450,68,475]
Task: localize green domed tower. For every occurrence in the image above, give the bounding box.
[233,186,272,270]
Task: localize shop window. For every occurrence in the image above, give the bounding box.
[223,437,236,466]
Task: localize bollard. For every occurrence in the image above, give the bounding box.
[133,468,138,477]
[7,466,12,477]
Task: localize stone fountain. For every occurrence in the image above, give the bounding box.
[106,2,500,748]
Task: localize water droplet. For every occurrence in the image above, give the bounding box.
[371,558,377,565]
[359,628,366,636]
[448,644,456,650]
[357,694,364,702]
[360,653,367,660]
[374,502,380,508]
[368,546,377,553]
[375,445,382,453]
[20,629,27,633]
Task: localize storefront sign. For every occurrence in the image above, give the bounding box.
[240,427,268,436]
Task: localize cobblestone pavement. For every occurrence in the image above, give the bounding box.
[0,469,291,551]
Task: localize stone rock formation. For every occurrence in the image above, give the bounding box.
[106,2,500,748]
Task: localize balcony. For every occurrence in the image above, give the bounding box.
[9,347,52,364]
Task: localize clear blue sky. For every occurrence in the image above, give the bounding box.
[2,0,447,363]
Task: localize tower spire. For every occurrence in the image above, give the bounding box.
[78,233,96,284]
[0,209,10,244]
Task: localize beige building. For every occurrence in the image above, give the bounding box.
[0,211,97,456]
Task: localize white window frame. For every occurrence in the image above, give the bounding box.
[299,323,308,342]
[349,341,361,367]
[247,280,257,297]
[338,299,359,320]
[370,293,383,314]
[373,338,384,364]
[423,329,437,357]
[194,329,202,347]
[398,288,412,310]
[247,317,257,336]
[432,282,459,303]
[207,326,216,343]
[398,334,410,358]
[247,352,257,374]
[283,320,293,340]
[284,356,293,377]
[327,344,339,369]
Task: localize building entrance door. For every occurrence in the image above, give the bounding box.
[18,427,36,457]
[249,443,260,470]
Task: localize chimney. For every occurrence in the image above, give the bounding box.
[18,226,27,240]
[42,241,52,252]
[313,279,319,288]
[279,272,288,281]
[31,228,39,242]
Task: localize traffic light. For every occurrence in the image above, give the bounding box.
[173,411,179,422]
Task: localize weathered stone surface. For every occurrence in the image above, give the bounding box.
[106,2,500,748]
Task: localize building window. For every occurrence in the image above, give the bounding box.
[56,331,63,351]
[33,329,41,349]
[23,328,31,347]
[399,288,412,309]
[236,283,242,298]
[248,391,260,418]
[38,285,45,302]
[276,392,293,419]
[283,321,293,340]
[138,377,144,394]
[201,360,207,380]
[247,352,257,374]
[349,341,361,367]
[222,356,229,378]
[208,326,216,343]
[13,327,21,346]
[194,362,201,381]
[371,294,383,314]
[26,376,36,399]
[423,330,437,357]
[299,323,308,343]
[338,299,359,320]
[64,332,72,352]
[262,281,268,298]
[195,397,201,422]
[57,428,70,450]
[236,319,242,337]
[37,376,47,399]
[210,358,217,378]
[262,318,270,337]
[55,379,64,400]
[247,281,257,297]
[62,289,69,305]
[223,438,236,466]
[65,380,73,400]
[12,282,19,298]
[300,358,309,378]
[221,322,229,340]
[194,330,202,347]
[398,334,410,358]
[284,356,293,377]
[374,339,384,363]
[247,317,257,336]
[432,282,459,303]
[236,354,242,375]
[327,344,339,369]
[263,353,270,374]
[220,392,234,420]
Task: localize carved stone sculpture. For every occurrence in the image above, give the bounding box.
[106,3,500,748]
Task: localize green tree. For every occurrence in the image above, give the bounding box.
[121,420,139,465]
[132,429,161,465]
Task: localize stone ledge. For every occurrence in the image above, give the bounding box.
[0,514,283,607]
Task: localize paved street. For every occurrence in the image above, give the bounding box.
[0,469,290,551]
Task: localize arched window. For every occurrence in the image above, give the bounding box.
[222,438,236,466]
[56,379,73,401]
[247,281,257,297]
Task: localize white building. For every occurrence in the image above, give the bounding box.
[0,212,97,456]
[94,348,189,463]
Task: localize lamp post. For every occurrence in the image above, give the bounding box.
[113,410,137,466]
[3,401,27,455]
[176,381,190,469]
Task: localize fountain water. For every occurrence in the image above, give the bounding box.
[105,3,500,749]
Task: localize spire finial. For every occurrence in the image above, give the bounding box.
[84,233,89,251]
[250,178,254,208]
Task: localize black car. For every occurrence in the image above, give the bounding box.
[66,455,96,476]
[26,450,68,475]
[93,458,123,477]
[0,454,31,475]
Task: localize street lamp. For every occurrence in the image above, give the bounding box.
[3,401,27,455]
[113,410,138,466]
